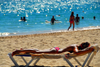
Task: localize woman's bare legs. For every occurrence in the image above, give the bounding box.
[68,23,72,30]
[72,22,75,30]
[68,21,74,31]
[12,48,57,56]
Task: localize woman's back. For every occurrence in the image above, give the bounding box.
[70,16,74,21]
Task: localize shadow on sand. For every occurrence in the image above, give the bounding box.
[11,65,93,67]
[11,65,68,67]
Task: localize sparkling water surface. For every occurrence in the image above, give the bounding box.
[0,0,100,36]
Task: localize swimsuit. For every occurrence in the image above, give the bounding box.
[70,20,74,23]
[70,16,74,23]
[54,47,60,52]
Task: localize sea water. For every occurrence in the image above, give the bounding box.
[0,0,100,36]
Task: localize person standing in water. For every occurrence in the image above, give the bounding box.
[75,14,80,25]
[51,16,57,25]
[68,11,75,30]
[20,17,23,21]
[93,16,96,20]
[23,16,26,21]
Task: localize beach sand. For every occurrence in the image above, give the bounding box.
[0,29,100,67]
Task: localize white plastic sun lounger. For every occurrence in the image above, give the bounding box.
[8,45,99,67]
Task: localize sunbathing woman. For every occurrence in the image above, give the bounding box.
[12,42,91,56]
[12,42,90,56]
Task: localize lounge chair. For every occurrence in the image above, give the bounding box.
[8,45,99,67]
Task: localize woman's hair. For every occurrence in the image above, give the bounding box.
[78,42,90,50]
[71,11,74,17]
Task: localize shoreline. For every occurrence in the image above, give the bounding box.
[0,29,100,67]
[0,26,100,37]
[0,28,100,38]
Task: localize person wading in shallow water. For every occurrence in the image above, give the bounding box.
[75,14,80,25]
[68,11,75,30]
[51,16,58,25]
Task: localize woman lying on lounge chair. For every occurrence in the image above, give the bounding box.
[12,42,92,56]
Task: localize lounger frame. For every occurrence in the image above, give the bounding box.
[8,51,95,67]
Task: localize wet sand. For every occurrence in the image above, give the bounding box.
[0,29,100,67]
